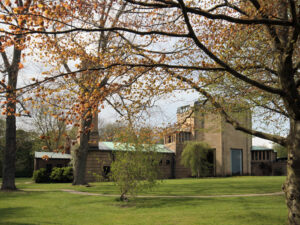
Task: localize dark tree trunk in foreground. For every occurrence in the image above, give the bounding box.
[1,107,17,191]
[1,50,20,191]
[72,116,92,185]
[283,120,300,225]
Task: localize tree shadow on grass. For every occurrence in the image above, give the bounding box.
[0,207,36,225]
[0,207,64,225]
[113,197,214,209]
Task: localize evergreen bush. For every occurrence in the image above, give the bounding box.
[50,167,73,182]
[33,167,73,183]
[32,168,50,183]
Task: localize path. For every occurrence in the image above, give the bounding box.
[12,188,285,198]
[58,189,284,198]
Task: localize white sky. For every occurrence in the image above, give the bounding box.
[252,137,273,148]
[9,45,280,149]
[98,90,274,148]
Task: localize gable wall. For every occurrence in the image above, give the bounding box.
[221,111,252,175]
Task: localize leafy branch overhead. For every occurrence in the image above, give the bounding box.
[0,1,299,224]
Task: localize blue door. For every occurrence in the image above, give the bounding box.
[231,149,242,175]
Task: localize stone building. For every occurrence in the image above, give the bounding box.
[34,152,71,172]
[251,146,286,176]
[85,142,174,181]
[164,102,252,177]
[34,101,253,181]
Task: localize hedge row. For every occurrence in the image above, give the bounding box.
[33,167,73,183]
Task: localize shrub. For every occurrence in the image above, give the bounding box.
[33,167,73,183]
[33,168,50,183]
[50,167,73,183]
[62,167,73,181]
[111,150,161,201]
[181,141,213,178]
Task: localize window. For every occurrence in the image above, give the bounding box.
[259,151,261,160]
[267,151,270,160]
[263,151,265,160]
[159,160,163,166]
[57,164,62,168]
[179,132,191,143]
[255,151,258,160]
[251,152,254,160]
[166,160,170,165]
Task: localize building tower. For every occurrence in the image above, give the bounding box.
[164,101,252,177]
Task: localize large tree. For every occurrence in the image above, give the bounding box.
[81,1,298,223]
[4,0,299,223]
[26,0,169,185]
[0,0,34,190]
[116,1,299,222]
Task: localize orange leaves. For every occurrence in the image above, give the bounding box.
[83,102,89,109]
[18,62,24,69]
[40,135,46,140]
[23,97,32,102]
[0,15,6,20]
[42,154,49,161]
[4,0,11,6]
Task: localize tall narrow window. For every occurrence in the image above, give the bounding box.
[263,151,265,160]
[267,151,270,160]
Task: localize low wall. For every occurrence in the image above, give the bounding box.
[251,160,287,176]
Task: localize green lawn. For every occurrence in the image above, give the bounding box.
[0,177,287,225]
[14,176,286,196]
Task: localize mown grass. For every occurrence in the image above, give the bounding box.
[0,176,287,225]
[13,176,286,196]
[0,191,287,225]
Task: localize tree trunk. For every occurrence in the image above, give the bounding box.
[1,109,17,191]
[283,119,300,225]
[120,191,128,202]
[1,66,18,191]
[72,116,92,185]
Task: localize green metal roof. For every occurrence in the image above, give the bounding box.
[35,152,72,159]
[251,146,274,151]
[98,142,174,154]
